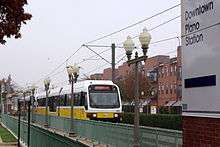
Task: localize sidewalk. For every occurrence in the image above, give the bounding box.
[0,124,17,147]
[0,137,17,147]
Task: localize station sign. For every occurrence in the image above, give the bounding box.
[181,0,220,117]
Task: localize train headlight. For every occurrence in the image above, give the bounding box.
[114,114,118,117]
[92,114,97,117]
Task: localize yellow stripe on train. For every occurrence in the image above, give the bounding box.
[35,107,119,120]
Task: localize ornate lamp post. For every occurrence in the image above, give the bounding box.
[31,85,36,123]
[27,85,36,147]
[23,90,27,120]
[123,27,151,147]
[66,64,79,136]
[44,78,50,127]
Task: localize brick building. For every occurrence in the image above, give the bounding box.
[142,55,170,106]
[102,68,113,80]
[157,46,182,106]
[158,58,178,106]
[102,63,131,81]
[92,46,182,107]
[117,62,132,80]
[90,73,103,80]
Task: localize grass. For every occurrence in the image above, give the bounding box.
[0,125,16,142]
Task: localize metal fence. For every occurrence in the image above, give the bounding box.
[34,114,182,147]
[1,114,87,147]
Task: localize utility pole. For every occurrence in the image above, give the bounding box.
[27,99,31,147]
[23,92,26,120]
[111,43,116,83]
[44,78,50,128]
[31,88,35,123]
[17,99,21,147]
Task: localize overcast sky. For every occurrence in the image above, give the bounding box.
[0,0,181,88]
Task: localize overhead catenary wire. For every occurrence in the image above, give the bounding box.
[44,46,83,78]
[36,34,180,87]
[82,45,111,64]
[85,4,180,44]
[81,15,181,67]
[31,4,181,86]
[50,48,178,87]
[117,15,180,46]
[44,36,179,86]
[83,48,177,78]
[46,20,219,84]
[33,33,180,87]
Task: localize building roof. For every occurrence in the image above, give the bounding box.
[164,100,176,106]
[172,100,182,106]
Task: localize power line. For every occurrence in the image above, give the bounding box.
[50,68,66,78]
[85,4,180,44]
[82,45,111,64]
[84,48,177,77]
[51,48,178,87]
[84,63,109,75]
[76,48,111,65]
[44,46,82,78]
[117,15,180,46]
[116,55,126,65]
[80,34,181,77]
[81,15,181,68]
[133,16,180,40]
[32,4,180,86]
[151,36,179,45]
[33,46,83,85]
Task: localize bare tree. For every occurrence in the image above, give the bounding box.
[116,72,153,102]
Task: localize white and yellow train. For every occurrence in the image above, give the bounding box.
[34,80,122,122]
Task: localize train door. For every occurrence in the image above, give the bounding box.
[48,96,57,115]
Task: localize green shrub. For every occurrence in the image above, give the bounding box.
[122,113,182,130]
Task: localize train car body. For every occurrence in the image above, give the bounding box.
[35,80,122,121]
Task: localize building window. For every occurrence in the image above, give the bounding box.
[174,84,177,93]
[148,71,157,81]
[177,85,182,98]
[164,67,166,77]
[170,84,173,94]
[161,68,164,77]
[174,65,177,72]
[170,66,173,76]
[159,69,162,78]
[178,67,182,80]
[158,85,160,94]
[161,85,164,94]
[166,85,169,94]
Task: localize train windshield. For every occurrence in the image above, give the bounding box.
[89,85,120,108]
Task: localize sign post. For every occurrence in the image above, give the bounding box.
[181,0,220,146]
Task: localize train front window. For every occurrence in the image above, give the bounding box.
[89,85,120,108]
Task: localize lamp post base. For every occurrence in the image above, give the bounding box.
[69,132,77,137]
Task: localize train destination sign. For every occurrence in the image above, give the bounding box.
[182,0,220,117]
